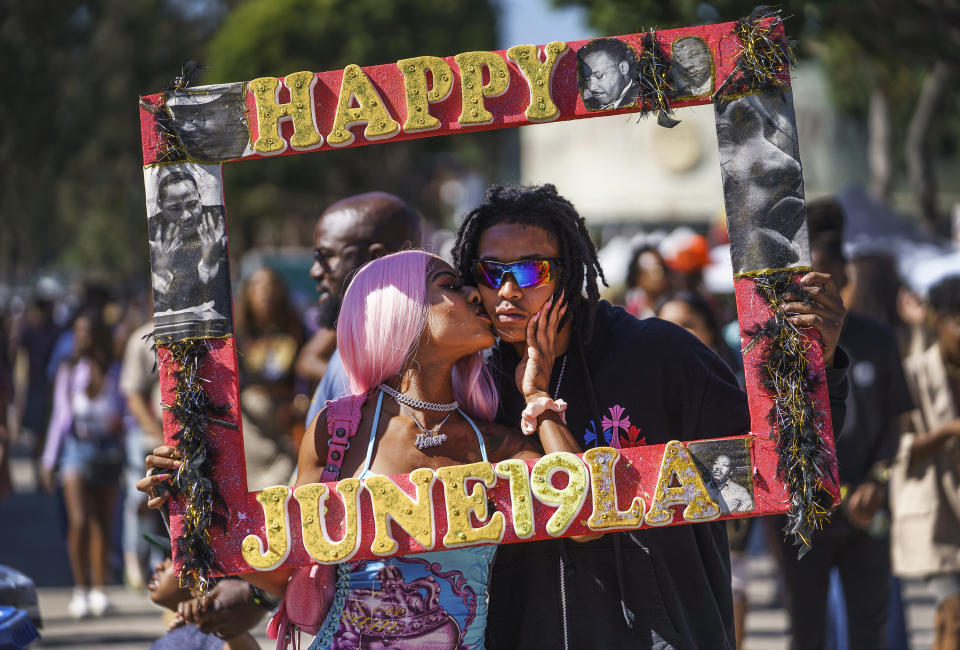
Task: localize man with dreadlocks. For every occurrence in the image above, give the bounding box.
[452,183,850,649]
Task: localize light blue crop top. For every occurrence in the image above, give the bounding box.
[310,390,496,650]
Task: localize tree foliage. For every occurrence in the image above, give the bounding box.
[555,0,960,229]
[1,0,502,280]
[0,0,224,280]
[201,0,504,251]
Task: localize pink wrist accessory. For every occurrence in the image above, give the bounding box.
[520,397,568,435]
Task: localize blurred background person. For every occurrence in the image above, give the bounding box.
[843,253,911,354]
[656,289,748,648]
[11,296,58,471]
[119,300,164,589]
[298,192,423,428]
[45,285,111,388]
[771,198,913,650]
[622,244,673,319]
[40,310,124,618]
[834,250,918,649]
[0,316,12,503]
[891,275,960,650]
[234,266,305,486]
[656,290,740,376]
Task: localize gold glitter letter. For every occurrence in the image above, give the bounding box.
[327,64,401,147]
[530,452,588,536]
[241,486,292,570]
[397,56,453,133]
[506,42,568,122]
[294,479,361,564]
[249,71,323,154]
[645,441,720,526]
[584,447,645,530]
[366,468,435,555]
[495,459,535,538]
[438,462,504,546]
[454,51,510,126]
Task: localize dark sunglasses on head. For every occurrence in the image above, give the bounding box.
[471,258,561,289]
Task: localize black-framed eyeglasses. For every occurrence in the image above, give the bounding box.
[470,258,561,290]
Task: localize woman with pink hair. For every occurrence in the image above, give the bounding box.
[142,250,582,649]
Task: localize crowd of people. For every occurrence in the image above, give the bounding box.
[1,185,959,650]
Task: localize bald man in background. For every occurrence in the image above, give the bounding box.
[296,192,423,427]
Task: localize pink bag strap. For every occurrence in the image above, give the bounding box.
[319,393,366,482]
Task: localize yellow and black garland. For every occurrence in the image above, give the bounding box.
[140,95,189,164]
[637,30,679,128]
[712,7,797,112]
[139,62,206,164]
[743,270,834,558]
[154,337,232,596]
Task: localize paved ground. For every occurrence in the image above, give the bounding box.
[3,449,936,649]
[741,554,935,650]
[21,562,934,649]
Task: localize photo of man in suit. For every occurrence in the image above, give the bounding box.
[146,164,231,338]
[705,453,754,514]
[578,38,640,111]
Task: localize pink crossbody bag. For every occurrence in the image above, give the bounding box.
[266,393,366,650]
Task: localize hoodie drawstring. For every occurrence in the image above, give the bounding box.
[577,336,636,629]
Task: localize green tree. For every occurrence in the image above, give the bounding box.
[200,0,505,251]
[555,0,960,233]
[0,0,224,279]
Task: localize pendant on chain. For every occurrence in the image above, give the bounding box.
[414,432,448,449]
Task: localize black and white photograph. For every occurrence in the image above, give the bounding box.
[670,36,714,98]
[164,82,251,162]
[144,163,232,338]
[687,439,755,515]
[577,38,640,111]
[715,91,811,274]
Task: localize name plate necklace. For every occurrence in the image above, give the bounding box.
[379,383,458,450]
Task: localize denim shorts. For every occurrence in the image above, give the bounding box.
[59,436,124,485]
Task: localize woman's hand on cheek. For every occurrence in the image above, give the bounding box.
[516,294,567,399]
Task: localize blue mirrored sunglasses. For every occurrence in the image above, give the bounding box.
[470,258,561,289]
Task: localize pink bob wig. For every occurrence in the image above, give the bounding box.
[337,250,498,421]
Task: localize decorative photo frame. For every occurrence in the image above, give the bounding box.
[138,13,840,585]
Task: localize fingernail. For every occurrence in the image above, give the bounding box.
[155,473,170,481]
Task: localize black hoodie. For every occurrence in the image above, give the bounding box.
[485,300,848,650]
